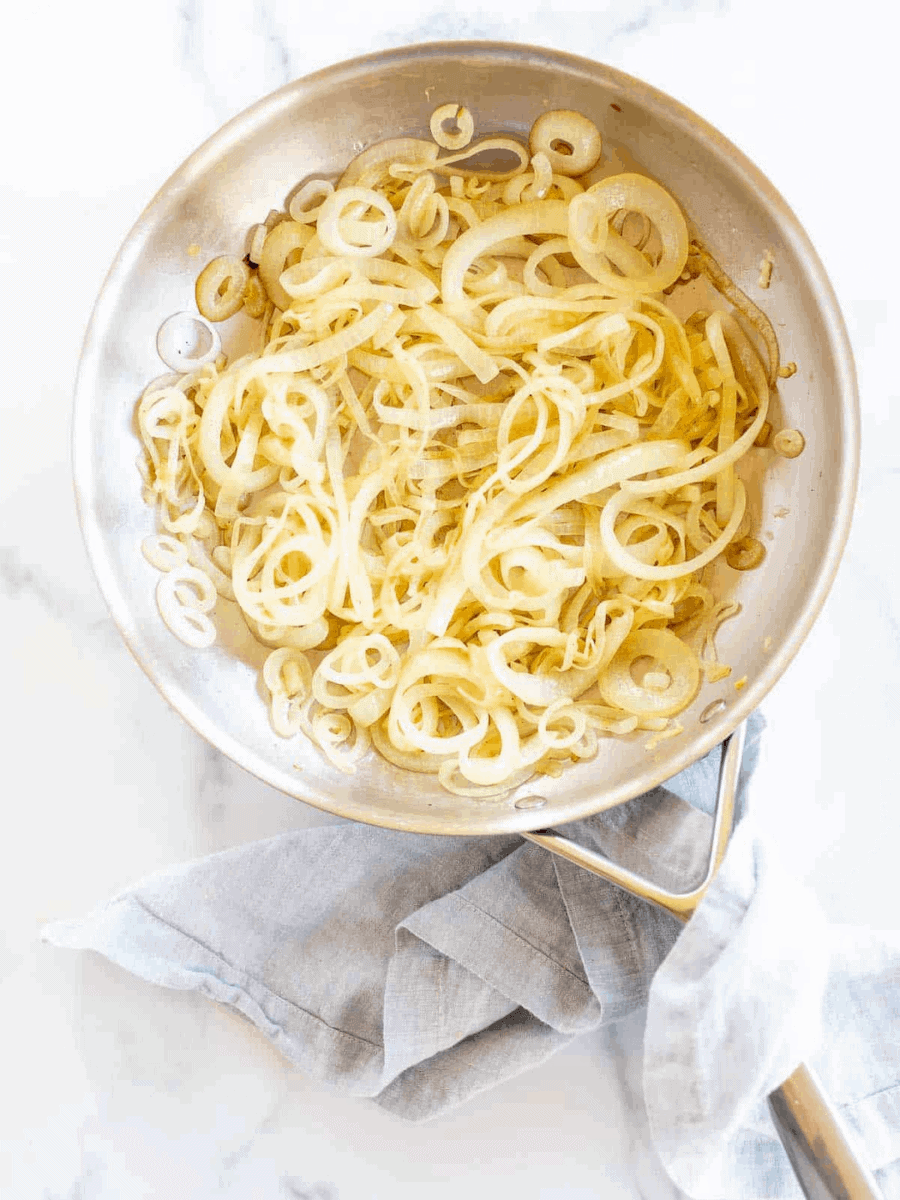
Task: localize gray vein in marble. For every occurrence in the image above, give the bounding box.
[219,1078,291,1182]
[281,1179,338,1200]
[386,9,508,43]
[198,736,233,795]
[0,546,115,641]
[254,3,293,89]
[0,545,73,621]
[168,0,738,166]
[193,738,237,837]
[175,0,232,127]
[176,0,196,72]
[386,0,727,60]
[603,0,716,43]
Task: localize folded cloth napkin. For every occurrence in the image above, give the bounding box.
[43,714,900,1199]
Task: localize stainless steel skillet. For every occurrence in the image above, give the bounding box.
[72,42,865,1197]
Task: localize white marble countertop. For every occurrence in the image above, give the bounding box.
[3,2,899,1196]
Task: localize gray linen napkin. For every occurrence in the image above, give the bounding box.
[43,714,900,1198]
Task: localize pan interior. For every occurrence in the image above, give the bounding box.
[74,44,857,834]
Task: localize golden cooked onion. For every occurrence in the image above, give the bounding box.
[529,109,603,176]
[195,256,250,322]
[725,536,766,571]
[258,220,314,310]
[430,103,475,151]
[568,174,690,295]
[599,629,701,718]
[137,101,783,792]
[773,428,805,458]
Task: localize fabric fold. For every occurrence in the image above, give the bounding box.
[643,813,831,1198]
[42,713,900,1198]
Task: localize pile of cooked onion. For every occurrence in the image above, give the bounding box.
[136,103,787,796]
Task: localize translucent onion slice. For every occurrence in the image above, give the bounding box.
[441,200,570,304]
[394,684,489,756]
[263,647,313,736]
[568,174,689,295]
[485,628,599,707]
[526,151,553,199]
[600,479,747,581]
[339,138,439,188]
[281,257,438,304]
[259,221,315,310]
[437,759,537,797]
[371,717,452,774]
[430,103,475,151]
[244,304,395,378]
[142,533,188,572]
[773,428,805,458]
[529,110,603,176]
[316,187,398,258]
[687,241,781,385]
[457,707,523,785]
[156,564,217,649]
[155,313,221,374]
[195,256,250,322]
[288,179,335,224]
[415,304,499,383]
[706,309,737,524]
[241,273,268,319]
[620,363,769,496]
[598,628,700,717]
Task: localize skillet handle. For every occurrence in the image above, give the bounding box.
[768,1064,883,1199]
[523,724,883,1200]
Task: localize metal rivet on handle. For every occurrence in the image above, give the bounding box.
[699,698,727,724]
[515,795,547,810]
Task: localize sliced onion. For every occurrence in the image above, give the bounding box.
[600,479,747,581]
[529,110,603,176]
[415,304,499,384]
[288,179,335,224]
[339,138,439,188]
[441,200,570,304]
[773,428,805,458]
[144,117,780,796]
[241,272,268,318]
[457,707,522,785]
[316,187,397,259]
[156,565,217,649]
[259,221,315,310]
[195,256,250,322]
[246,303,395,378]
[281,257,438,304]
[568,174,689,295]
[430,103,475,151]
[598,628,700,717]
[485,628,599,707]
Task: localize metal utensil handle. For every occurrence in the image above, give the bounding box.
[523,724,882,1200]
[769,1064,882,1199]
